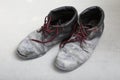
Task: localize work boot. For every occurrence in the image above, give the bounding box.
[55,6,105,71]
[17,6,78,59]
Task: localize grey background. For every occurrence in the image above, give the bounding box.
[0,0,120,80]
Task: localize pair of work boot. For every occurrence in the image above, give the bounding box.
[17,6,105,71]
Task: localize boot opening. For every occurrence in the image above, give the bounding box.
[80,7,102,28]
[49,7,76,25]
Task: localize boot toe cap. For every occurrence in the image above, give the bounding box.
[17,38,44,59]
[55,49,79,71]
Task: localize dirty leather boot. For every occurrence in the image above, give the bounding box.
[17,6,78,59]
[55,6,105,71]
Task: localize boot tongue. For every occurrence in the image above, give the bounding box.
[43,19,62,40]
[84,19,98,34]
[51,19,64,28]
[85,24,99,40]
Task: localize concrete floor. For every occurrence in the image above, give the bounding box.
[0,0,120,80]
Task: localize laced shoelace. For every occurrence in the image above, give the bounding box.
[60,23,99,48]
[30,16,62,43]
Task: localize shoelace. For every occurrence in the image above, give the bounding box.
[60,23,99,48]
[31,16,62,43]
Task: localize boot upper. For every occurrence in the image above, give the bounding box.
[55,6,105,71]
[17,6,78,59]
